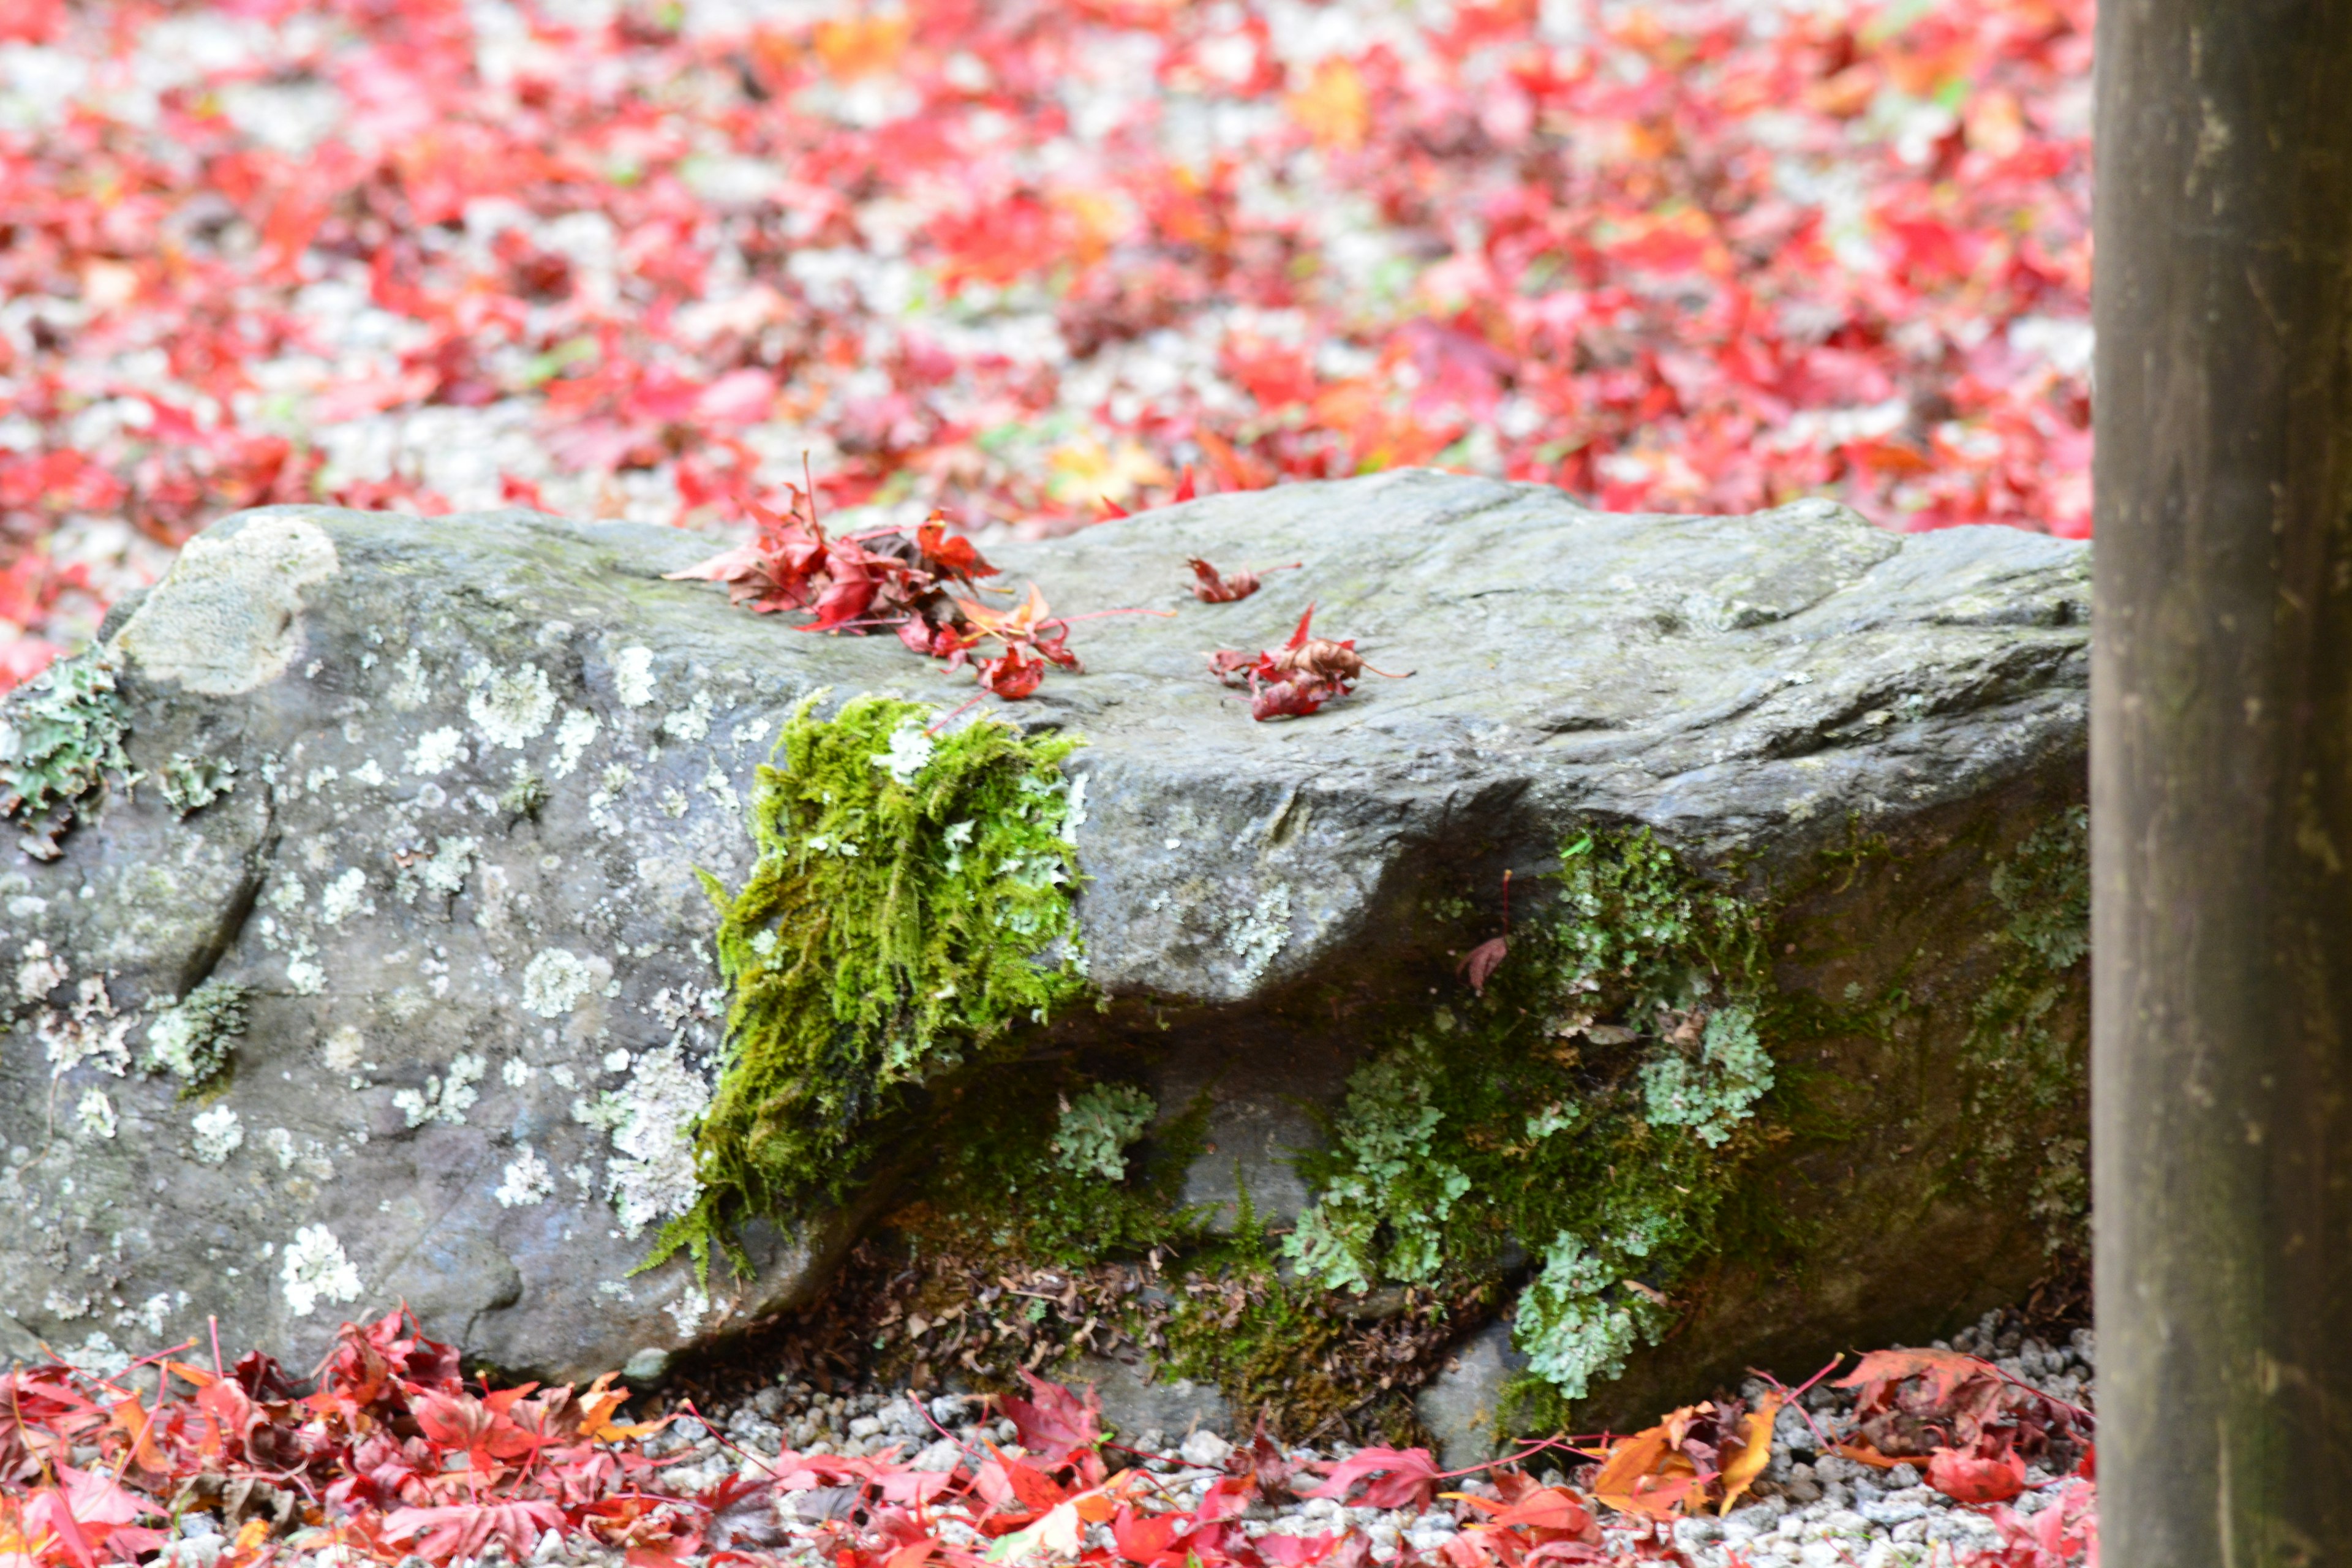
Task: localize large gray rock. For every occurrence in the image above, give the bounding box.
[0,470,2087,1403]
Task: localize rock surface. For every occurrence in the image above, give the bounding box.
[0,470,2087,1405]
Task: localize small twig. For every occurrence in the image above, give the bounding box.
[924,695,986,736]
[208,1316,225,1380]
[1746,1357,1843,1453]
[675,1395,788,1481]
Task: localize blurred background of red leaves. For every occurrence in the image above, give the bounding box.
[0,0,2091,690]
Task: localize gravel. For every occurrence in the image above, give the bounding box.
[145,1308,2088,1567]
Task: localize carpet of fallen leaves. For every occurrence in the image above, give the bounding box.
[0,1310,2095,1568]
[0,0,2091,691]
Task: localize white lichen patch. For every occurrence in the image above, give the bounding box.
[322,1026,365,1072]
[319,867,369,925]
[190,1104,244,1166]
[281,1224,361,1318]
[409,726,464,776]
[386,648,431,710]
[417,835,478,899]
[15,939,66,1003]
[663,1284,712,1337]
[75,1087,116,1140]
[1226,883,1295,986]
[468,663,557,749]
[496,1145,555,1207]
[350,758,388,788]
[662,690,714,744]
[522,949,594,1018]
[116,1294,171,1340]
[284,940,327,996]
[392,1052,485,1127]
[552,707,602,778]
[872,720,935,786]
[614,645,657,707]
[40,978,133,1079]
[579,1046,709,1239]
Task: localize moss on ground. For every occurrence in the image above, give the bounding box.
[647,693,1090,1278]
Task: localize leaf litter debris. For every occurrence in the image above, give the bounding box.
[0,1306,2096,1568]
[664,475,1163,703]
[0,0,2091,695]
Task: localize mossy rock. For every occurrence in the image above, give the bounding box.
[0,471,2085,1421]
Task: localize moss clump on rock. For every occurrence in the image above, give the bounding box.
[649,693,1089,1278]
[1286,827,1779,1405]
[1962,805,2091,1251]
[0,650,130,859]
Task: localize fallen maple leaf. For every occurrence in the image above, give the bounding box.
[1926,1444,2027,1504]
[1210,605,1411,722]
[1590,1395,1778,1521]
[1308,1446,1442,1511]
[1186,557,1300,603]
[1458,937,1509,995]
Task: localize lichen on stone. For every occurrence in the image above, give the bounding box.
[158,753,237,818]
[646,693,1086,1278]
[1050,1084,1156,1182]
[189,1104,244,1165]
[281,1224,361,1317]
[142,977,249,1092]
[1284,824,1777,1406]
[0,649,131,859]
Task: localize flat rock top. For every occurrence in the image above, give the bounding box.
[156,467,2086,1005]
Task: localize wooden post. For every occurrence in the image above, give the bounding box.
[2094,1,2352,1559]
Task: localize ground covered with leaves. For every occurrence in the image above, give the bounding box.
[0,0,2090,688]
[0,1308,2093,1568]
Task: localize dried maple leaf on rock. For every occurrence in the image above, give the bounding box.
[1210,605,1411,721]
[1186,556,1298,603]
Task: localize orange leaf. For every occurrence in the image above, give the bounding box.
[1716,1393,1781,1515]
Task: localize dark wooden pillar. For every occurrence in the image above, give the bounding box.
[2094,0,2352,1559]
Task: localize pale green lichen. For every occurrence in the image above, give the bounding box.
[1286,825,1776,1404]
[1515,1233,1650,1399]
[646,693,1086,1278]
[1639,1004,1772,1148]
[0,650,130,858]
[142,978,249,1092]
[1283,1043,1471,1294]
[159,753,237,818]
[1051,1084,1156,1182]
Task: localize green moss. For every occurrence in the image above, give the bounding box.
[1286,826,1778,1404]
[141,978,249,1094]
[0,650,130,859]
[911,1069,1212,1268]
[1960,805,2090,1250]
[647,693,1089,1278]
